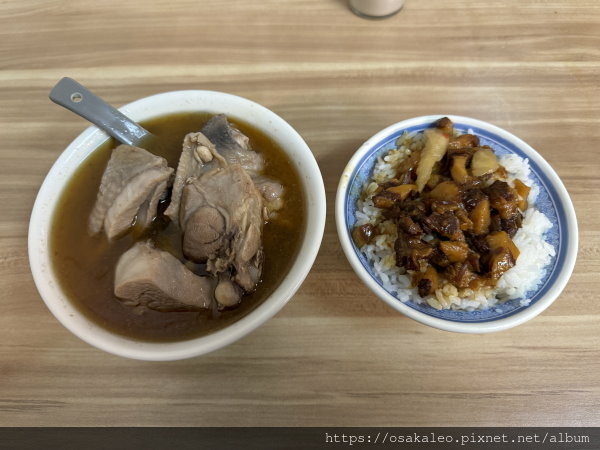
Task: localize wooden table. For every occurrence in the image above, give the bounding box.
[1,0,599,427]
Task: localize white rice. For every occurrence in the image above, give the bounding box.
[356,131,555,311]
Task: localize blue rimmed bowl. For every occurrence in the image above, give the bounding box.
[335,115,578,333]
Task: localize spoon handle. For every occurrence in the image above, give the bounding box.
[49,77,153,146]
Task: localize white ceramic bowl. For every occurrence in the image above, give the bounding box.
[29,90,326,360]
[336,115,577,333]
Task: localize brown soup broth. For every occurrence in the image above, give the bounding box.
[50,112,306,342]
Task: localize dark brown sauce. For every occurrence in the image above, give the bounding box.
[50,112,305,342]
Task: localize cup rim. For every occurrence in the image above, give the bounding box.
[335,114,578,333]
[29,90,326,360]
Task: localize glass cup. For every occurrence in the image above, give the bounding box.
[348,0,405,19]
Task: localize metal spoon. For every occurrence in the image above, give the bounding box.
[49,77,154,146]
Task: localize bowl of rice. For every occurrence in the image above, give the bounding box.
[336,115,577,333]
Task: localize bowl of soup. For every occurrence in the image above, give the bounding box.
[29,90,326,360]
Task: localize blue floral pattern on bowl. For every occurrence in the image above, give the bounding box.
[343,119,570,323]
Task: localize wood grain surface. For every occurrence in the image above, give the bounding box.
[1,0,599,427]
